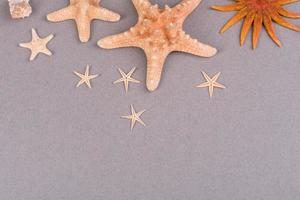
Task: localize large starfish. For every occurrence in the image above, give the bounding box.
[47,0,121,42]
[98,0,217,91]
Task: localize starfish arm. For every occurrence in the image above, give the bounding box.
[124,80,129,93]
[47,6,76,22]
[121,115,133,120]
[98,31,139,49]
[173,0,202,18]
[128,67,137,77]
[220,7,248,33]
[113,78,126,84]
[131,0,151,17]
[208,85,214,98]
[127,77,140,83]
[130,105,136,115]
[30,51,39,61]
[214,82,226,89]
[263,15,282,47]
[75,16,92,42]
[145,50,169,91]
[76,80,85,87]
[197,82,210,88]
[89,6,120,22]
[130,119,136,131]
[252,14,263,49]
[85,65,90,76]
[19,42,32,49]
[212,72,221,82]
[240,13,255,45]
[271,13,300,31]
[44,34,54,43]
[277,0,299,5]
[86,80,92,89]
[41,48,52,56]
[136,118,146,126]
[89,74,99,79]
[31,28,39,39]
[74,71,85,79]
[118,68,127,77]
[174,32,217,57]
[277,7,300,18]
[137,110,146,117]
[202,71,212,82]
[211,3,244,12]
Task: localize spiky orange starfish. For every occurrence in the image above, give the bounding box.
[212,0,300,49]
[98,0,217,91]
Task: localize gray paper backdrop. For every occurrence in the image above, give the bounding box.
[0,0,300,200]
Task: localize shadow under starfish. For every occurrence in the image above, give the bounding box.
[98,0,217,92]
[212,0,300,49]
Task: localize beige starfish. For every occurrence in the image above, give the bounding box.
[122,105,146,131]
[47,0,121,43]
[19,28,54,61]
[197,71,226,98]
[114,67,140,93]
[74,65,99,88]
[98,0,217,91]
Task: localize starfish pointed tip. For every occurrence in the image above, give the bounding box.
[97,39,110,49]
[79,35,89,43]
[146,79,160,92]
[113,14,121,22]
[210,47,218,57]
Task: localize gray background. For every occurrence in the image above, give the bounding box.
[0,0,300,199]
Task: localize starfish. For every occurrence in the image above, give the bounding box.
[19,28,54,61]
[212,0,300,49]
[122,105,146,131]
[74,65,99,88]
[197,71,225,98]
[113,67,140,93]
[47,0,121,42]
[98,0,217,91]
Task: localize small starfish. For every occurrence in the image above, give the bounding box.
[122,105,146,131]
[74,65,99,88]
[197,71,226,98]
[98,0,217,91]
[113,67,140,93]
[47,0,121,42]
[19,28,54,61]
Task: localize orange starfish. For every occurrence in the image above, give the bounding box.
[47,0,121,42]
[212,0,300,49]
[98,0,217,91]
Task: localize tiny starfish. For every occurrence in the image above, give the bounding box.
[47,0,121,42]
[122,105,146,131]
[74,65,99,88]
[98,0,217,91]
[113,67,140,93]
[197,71,226,98]
[19,28,54,61]
[212,0,300,49]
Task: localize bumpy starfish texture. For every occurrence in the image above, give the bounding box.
[98,0,217,91]
[197,71,225,98]
[122,105,146,131]
[114,67,140,93]
[74,65,99,88]
[212,0,300,49]
[19,28,54,61]
[47,0,121,42]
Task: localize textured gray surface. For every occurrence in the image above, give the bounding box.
[0,0,300,199]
